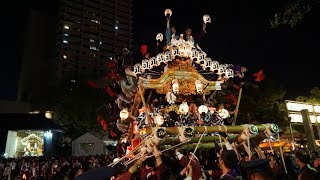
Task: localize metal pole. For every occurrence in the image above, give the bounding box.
[289,123,295,150]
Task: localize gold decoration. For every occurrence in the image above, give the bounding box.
[139,58,222,95]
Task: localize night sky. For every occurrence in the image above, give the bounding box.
[1,0,320,101]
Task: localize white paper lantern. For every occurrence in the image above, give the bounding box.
[171,46,180,58]
[133,63,142,75]
[195,80,203,93]
[149,57,157,68]
[154,114,164,126]
[191,49,199,62]
[218,109,229,119]
[156,53,165,65]
[164,51,172,63]
[198,105,208,114]
[203,58,212,70]
[210,61,219,72]
[179,102,189,115]
[203,14,211,24]
[172,79,179,94]
[142,59,150,71]
[156,33,163,42]
[120,108,129,120]
[164,9,172,17]
[198,51,206,62]
[225,68,234,78]
[218,64,227,75]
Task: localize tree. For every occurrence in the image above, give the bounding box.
[236,79,289,129]
[270,0,318,28]
[50,78,107,139]
[296,87,320,104]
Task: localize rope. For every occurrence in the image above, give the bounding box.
[222,125,228,133]
[187,127,207,167]
[108,134,152,167]
[278,133,288,174]
[146,140,191,158]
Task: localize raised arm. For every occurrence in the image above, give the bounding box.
[166,18,172,44]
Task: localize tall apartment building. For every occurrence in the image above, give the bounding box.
[56,0,133,80]
[17,0,132,104]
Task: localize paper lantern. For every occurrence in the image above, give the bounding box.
[133,63,142,75]
[164,51,172,63]
[154,114,164,126]
[164,9,172,17]
[120,108,129,120]
[198,105,208,114]
[149,57,157,68]
[210,61,219,72]
[218,109,229,119]
[156,53,165,65]
[179,102,189,114]
[203,57,212,70]
[225,68,234,78]
[156,33,163,42]
[191,49,199,62]
[171,46,180,58]
[195,80,203,93]
[218,64,226,75]
[142,59,150,71]
[172,79,179,94]
[203,14,211,24]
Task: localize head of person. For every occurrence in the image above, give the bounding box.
[144,157,155,170]
[185,27,192,37]
[242,159,272,180]
[219,150,239,170]
[294,149,310,168]
[171,26,176,34]
[112,164,127,179]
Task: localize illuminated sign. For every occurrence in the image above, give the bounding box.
[286,100,320,123]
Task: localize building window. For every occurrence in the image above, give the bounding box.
[64,33,69,37]
[90,39,95,42]
[64,25,69,29]
[63,40,68,44]
[99,41,102,44]
[63,55,67,59]
[90,46,99,51]
[91,19,100,24]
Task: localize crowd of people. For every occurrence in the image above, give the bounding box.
[1,144,320,180]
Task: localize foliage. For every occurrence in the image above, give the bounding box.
[50,78,107,139]
[296,87,320,104]
[270,0,315,28]
[236,79,289,129]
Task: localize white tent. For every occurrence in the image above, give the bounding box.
[72,132,105,156]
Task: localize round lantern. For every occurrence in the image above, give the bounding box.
[120,109,129,120]
[156,33,163,42]
[179,102,189,114]
[218,109,229,119]
[198,105,208,114]
[154,114,164,126]
[164,9,172,18]
[203,14,211,24]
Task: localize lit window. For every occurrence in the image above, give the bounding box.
[99,41,102,44]
[114,25,118,30]
[64,33,69,37]
[90,39,95,42]
[90,46,97,50]
[63,40,68,44]
[91,19,100,24]
[64,25,69,29]
[63,55,67,59]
